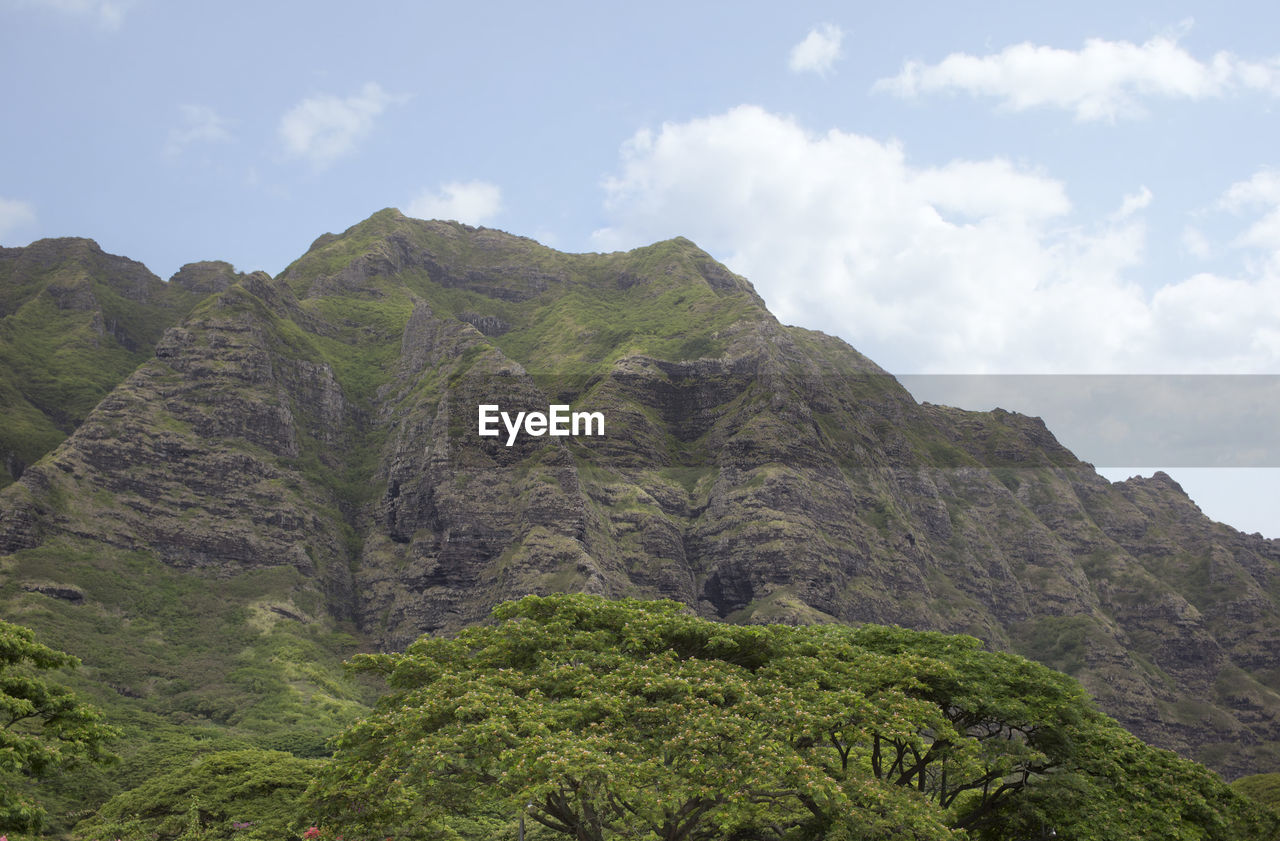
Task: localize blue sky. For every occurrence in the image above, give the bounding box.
[3,1,1280,535]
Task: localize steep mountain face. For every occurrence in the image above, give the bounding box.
[0,239,217,484]
[1,210,1278,780]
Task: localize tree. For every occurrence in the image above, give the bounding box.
[0,618,118,832]
[73,749,322,841]
[833,624,1087,832]
[307,595,1278,841]
[981,717,1280,841]
[309,595,955,840]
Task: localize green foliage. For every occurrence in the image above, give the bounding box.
[1234,772,1280,812]
[309,595,958,840]
[826,623,1086,832]
[73,749,321,841]
[0,618,118,832]
[985,726,1280,840]
[307,595,1274,841]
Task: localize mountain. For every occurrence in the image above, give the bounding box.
[1,209,1278,794]
[0,239,216,484]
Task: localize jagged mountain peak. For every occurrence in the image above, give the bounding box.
[1,236,165,316]
[168,260,254,295]
[282,209,768,312]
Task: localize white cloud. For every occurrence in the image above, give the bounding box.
[406,181,503,226]
[279,83,403,169]
[164,104,232,157]
[0,197,37,241]
[594,106,1280,375]
[875,31,1280,121]
[1113,186,1153,220]
[1220,169,1280,207]
[13,0,131,28]
[1217,169,1280,273]
[789,24,844,76]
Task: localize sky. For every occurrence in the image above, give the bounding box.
[2,0,1279,535]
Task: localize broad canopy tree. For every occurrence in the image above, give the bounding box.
[309,595,1277,841]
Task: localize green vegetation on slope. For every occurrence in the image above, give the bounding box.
[0,239,208,486]
[0,544,372,834]
[281,211,768,382]
[1234,772,1280,812]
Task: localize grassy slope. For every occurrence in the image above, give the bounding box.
[280,211,767,380]
[1234,772,1280,812]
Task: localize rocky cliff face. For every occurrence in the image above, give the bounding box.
[0,240,214,484]
[2,210,1278,778]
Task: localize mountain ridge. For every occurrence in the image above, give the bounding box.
[0,237,212,484]
[2,210,1278,788]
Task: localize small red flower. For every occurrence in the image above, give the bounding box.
[303,827,322,840]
